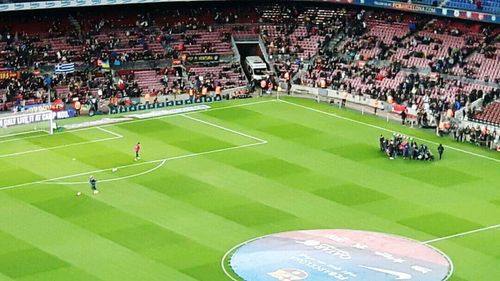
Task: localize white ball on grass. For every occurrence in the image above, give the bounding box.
[112,168,118,172]
[76,192,82,196]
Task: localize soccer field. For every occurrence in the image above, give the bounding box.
[0,97,499,281]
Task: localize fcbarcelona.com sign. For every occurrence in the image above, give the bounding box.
[228,229,452,281]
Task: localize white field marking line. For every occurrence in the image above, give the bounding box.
[65,99,277,134]
[46,159,167,185]
[0,100,276,139]
[0,129,48,142]
[425,243,455,280]
[0,132,47,144]
[181,114,268,144]
[0,141,267,191]
[0,129,123,159]
[221,236,264,281]
[221,230,456,281]
[41,113,268,185]
[0,126,122,146]
[95,126,124,138]
[182,99,276,118]
[423,224,500,244]
[1,124,93,143]
[0,102,270,190]
[0,100,270,157]
[280,99,500,163]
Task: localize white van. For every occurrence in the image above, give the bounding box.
[245,56,268,80]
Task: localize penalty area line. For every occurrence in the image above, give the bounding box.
[0,124,124,144]
[0,141,267,191]
[92,99,278,130]
[0,102,269,190]
[45,159,167,185]
[182,114,268,144]
[0,130,50,143]
[0,128,123,159]
[280,99,500,163]
[422,224,500,244]
[96,126,124,138]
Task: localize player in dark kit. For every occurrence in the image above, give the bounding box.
[437,144,444,160]
[134,142,141,161]
[89,176,99,194]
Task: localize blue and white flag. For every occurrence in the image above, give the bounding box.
[54,63,75,74]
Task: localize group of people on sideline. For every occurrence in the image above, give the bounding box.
[451,125,499,151]
[379,133,444,161]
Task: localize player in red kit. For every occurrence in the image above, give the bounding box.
[134,142,141,161]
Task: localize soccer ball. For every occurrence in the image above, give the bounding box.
[93,190,99,195]
[76,192,82,196]
[112,168,118,172]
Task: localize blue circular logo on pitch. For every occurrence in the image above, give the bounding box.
[229,230,452,281]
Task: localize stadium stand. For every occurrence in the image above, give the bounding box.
[446,0,500,14]
[473,101,500,126]
[0,3,498,132]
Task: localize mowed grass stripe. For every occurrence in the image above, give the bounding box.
[243,99,499,172]
[194,105,500,228]
[0,128,114,156]
[0,273,14,281]
[31,189,225,272]
[115,115,252,146]
[432,227,500,259]
[74,178,260,251]
[1,97,498,281]
[29,178,259,279]
[156,153,423,240]
[2,114,264,278]
[283,97,500,161]
[0,114,257,191]
[262,102,497,212]
[0,194,197,281]
[16,267,104,281]
[429,237,500,280]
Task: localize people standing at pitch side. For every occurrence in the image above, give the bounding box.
[379,133,435,161]
[438,144,444,160]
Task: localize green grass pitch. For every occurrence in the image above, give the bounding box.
[0,97,498,281]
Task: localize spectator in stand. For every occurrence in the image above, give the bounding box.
[476,0,482,10]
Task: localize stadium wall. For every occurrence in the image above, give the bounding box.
[0,0,498,24]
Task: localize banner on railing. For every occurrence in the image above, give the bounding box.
[0,109,76,128]
[108,95,223,115]
[0,71,19,80]
[0,111,53,128]
[185,54,221,63]
[24,103,51,113]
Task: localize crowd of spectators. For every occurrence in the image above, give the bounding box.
[295,9,498,139]
[464,88,500,119]
[0,3,499,146]
[452,125,498,149]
